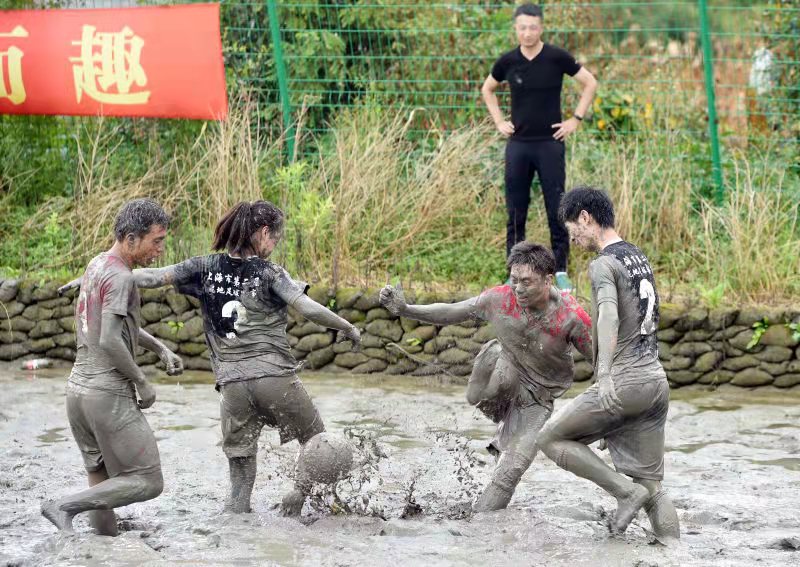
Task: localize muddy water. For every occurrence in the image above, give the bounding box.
[1,366,799,566]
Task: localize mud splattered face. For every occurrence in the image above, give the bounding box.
[565,210,598,252]
[126,224,167,267]
[509,264,552,310]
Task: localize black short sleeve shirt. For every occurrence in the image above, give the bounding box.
[171,254,308,385]
[490,44,581,141]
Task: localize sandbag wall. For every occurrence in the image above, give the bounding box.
[1,280,798,388]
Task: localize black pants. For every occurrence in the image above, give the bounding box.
[504,139,569,272]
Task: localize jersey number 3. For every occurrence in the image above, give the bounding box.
[639,279,656,335]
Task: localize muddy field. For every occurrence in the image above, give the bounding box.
[1,365,799,566]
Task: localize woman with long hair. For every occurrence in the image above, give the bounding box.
[61,200,361,516]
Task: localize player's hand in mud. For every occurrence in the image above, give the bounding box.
[337,325,361,352]
[379,283,407,316]
[161,349,184,376]
[597,375,622,414]
[57,278,82,297]
[137,380,157,409]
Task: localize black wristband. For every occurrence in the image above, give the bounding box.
[574,114,584,121]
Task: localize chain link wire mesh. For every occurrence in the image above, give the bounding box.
[0,0,798,202]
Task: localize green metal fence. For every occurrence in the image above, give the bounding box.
[219,0,800,197]
[1,0,799,200]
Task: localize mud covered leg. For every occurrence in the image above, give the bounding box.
[474,402,548,512]
[226,456,257,513]
[88,467,118,536]
[635,478,680,545]
[538,430,648,533]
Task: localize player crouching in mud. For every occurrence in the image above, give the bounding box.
[380,242,593,512]
[59,200,357,518]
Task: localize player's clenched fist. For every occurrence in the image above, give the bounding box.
[379,283,407,316]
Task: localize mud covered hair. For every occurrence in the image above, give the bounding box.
[113,198,170,242]
[212,200,285,254]
[558,185,616,228]
[506,242,555,276]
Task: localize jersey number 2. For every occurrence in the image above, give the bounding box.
[639,279,656,335]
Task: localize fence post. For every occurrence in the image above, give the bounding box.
[266,0,295,160]
[698,0,724,203]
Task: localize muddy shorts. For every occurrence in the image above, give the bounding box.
[470,341,552,456]
[486,386,552,457]
[66,382,161,476]
[544,374,670,480]
[219,375,325,459]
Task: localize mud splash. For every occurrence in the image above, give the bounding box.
[1,365,799,566]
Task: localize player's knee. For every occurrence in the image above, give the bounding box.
[537,430,569,469]
[633,477,661,497]
[536,425,556,453]
[141,470,164,500]
[465,389,481,406]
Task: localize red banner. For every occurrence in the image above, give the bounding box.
[0,4,227,119]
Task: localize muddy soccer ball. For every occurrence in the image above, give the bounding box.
[297,432,354,485]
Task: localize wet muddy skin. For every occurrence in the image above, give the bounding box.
[1,365,799,566]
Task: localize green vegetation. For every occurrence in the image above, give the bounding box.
[1,103,797,306]
[0,0,798,307]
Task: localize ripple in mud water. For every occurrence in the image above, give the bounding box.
[1,368,800,566]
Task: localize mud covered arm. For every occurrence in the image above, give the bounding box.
[595,301,619,380]
[131,265,180,288]
[290,294,361,347]
[590,258,622,412]
[59,265,182,295]
[57,276,82,296]
[138,329,184,376]
[569,313,594,365]
[595,300,622,413]
[400,299,479,325]
[99,313,156,408]
[380,284,478,325]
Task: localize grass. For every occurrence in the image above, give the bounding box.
[1,103,798,307]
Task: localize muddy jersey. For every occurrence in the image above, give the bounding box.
[589,241,663,379]
[172,254,307,385]
[69,252,141,398]
[474,285,592,407]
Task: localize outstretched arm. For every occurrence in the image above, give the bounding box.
[138,329,184,376]
[291,295,361,350]
[58,265,180,296]
[380,284,479,326]
[131,265,180,288]
[57,277,82,297]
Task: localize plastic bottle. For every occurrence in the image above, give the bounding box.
[21,358,53,370]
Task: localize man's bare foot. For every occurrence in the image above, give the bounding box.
[612,484,650,533]
[41,500,75,532]
[280,489,305,517]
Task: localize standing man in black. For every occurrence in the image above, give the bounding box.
[482,3,598,291]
